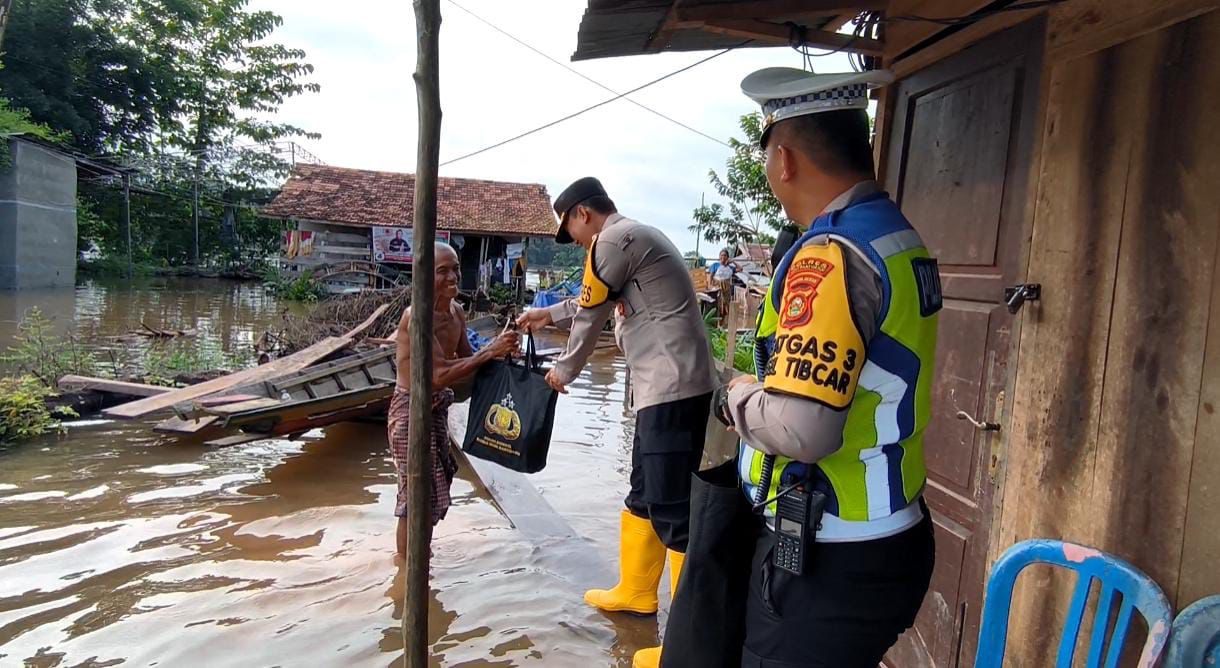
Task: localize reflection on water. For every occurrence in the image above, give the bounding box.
[0,280,658,666]
[0,277,295,376]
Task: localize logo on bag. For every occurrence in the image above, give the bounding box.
[485,392,522,440]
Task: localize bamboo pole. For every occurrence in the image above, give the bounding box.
[404,1,441,666]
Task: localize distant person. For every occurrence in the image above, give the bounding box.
[709,249,740,283]
[516,177,715,668]
[388,229,409,253]
[389,242,518,560]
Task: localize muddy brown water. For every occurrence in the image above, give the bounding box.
[0,278,662,666]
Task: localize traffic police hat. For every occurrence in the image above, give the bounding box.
[741,68,894,147]
[553,176,608,244]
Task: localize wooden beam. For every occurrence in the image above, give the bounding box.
[687,18,883,55]
[645,0,684,52]
[57,375,170,397]
[676,0,881,23]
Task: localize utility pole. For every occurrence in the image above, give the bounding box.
[123,173,132,279]
[192,177,200,266]
[404,1,441,666]
[0,0,12,49]
[693,192,704,266]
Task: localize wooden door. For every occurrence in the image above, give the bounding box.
[881,19,1044,668]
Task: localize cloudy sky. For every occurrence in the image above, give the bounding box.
[250,0,855,254]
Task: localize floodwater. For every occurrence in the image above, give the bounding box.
[0,279,661,666]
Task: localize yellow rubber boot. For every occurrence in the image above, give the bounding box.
[585,510,666,614]
[632,550,686,668]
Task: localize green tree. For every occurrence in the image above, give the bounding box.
[0,0,161,154]
[528,237,585,269]
[691,112,786,247]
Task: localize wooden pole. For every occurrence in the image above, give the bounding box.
[404,1,441,666]
[192,178,200,266]
[123,173,132,280]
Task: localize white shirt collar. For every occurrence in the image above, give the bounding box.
[821,180,881,215]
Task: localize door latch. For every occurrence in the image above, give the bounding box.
[1004,283,1041,314]
[956,410,1001,432]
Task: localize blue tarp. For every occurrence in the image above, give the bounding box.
[467,328,491,352]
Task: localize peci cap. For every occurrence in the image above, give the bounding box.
[741,68,894,147]
[552,176,608,244]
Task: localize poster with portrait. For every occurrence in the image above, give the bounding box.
[372,227,451,263]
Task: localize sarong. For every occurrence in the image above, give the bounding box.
[388,386,457,526]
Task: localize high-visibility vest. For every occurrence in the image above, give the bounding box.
[739,192,941,540]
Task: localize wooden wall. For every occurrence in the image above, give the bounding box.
[882,0,1220,663]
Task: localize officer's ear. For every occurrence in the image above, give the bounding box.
[766,141,799,185]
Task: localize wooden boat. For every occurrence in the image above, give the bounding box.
[175,347,397,436]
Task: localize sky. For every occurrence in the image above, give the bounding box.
[249,0,855,255]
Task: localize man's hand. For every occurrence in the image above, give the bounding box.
[486,331,520,358]
[727,374,756,390]
[516,309,553,333]
[544,368,569,394]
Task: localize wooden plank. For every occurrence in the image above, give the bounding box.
[153,415,220,434]
[447,403,613,583]
[675,0,880,22]
[103,304,389,419]
[56,375,169,397]
[202,397,285,415]
[1180,209,1220,606]
[884,0,993,59]
[995,30,1147,663]
[689,18,883,54]
[205,433,270,447]
[1090,10,1220,605]
[889,7,1038,79]
[1047,0,1220,61]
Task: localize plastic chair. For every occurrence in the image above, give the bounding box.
[975,539,1173,668]
[1164,594,1220,667]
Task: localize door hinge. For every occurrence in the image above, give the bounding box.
[1004,283,1041,314]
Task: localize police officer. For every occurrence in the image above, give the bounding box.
[714,69,941,667]
[516,177,715,668]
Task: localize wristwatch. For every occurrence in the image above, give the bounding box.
[713,383,735,427]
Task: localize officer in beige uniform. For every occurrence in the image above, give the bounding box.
[517,177,714,668]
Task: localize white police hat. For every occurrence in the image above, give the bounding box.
[741,68,894,143]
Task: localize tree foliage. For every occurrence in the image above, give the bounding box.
[527,237,585,269]
[0,0,319,268]
[691,113,785,248]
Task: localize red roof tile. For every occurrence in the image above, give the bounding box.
[261,164,556,237]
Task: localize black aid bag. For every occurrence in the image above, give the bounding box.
[462,336,558,473]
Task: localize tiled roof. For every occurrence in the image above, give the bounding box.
[261,164,556,237]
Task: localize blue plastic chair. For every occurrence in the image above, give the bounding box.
[975,539,1173,668]
[1165,594,1220,667]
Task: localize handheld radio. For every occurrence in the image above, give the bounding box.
[772,486,827,576]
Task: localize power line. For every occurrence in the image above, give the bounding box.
[445,0,729,149]
[440,44,743,168]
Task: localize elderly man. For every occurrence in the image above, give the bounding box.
[389,242,518,559]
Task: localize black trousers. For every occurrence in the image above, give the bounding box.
[624,392,712,552]
[742,503,936,668]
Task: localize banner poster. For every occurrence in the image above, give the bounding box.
[373,227,451,263]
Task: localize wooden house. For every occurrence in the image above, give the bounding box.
[572,1,1220,664]
[261,164,554,293]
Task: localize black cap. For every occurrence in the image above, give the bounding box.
[553,176,607,244]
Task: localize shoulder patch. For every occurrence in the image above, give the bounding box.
[764,242,865,409]
[911,257,942,317]
[579,236,612,308]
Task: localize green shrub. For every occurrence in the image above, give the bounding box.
[488,283,516,305]
[262,265,326,302]
[141,343,233,386]
[0,375,77,443]
[706,320,756,375]
[1,308,97,384]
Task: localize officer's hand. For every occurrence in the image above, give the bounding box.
[545,368,569,394]
[516,309,552,333]
[727,374,756,390]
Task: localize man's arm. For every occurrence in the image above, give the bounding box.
[397,305,516,390]
[550,240,631,385]
[727,241,881,463]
